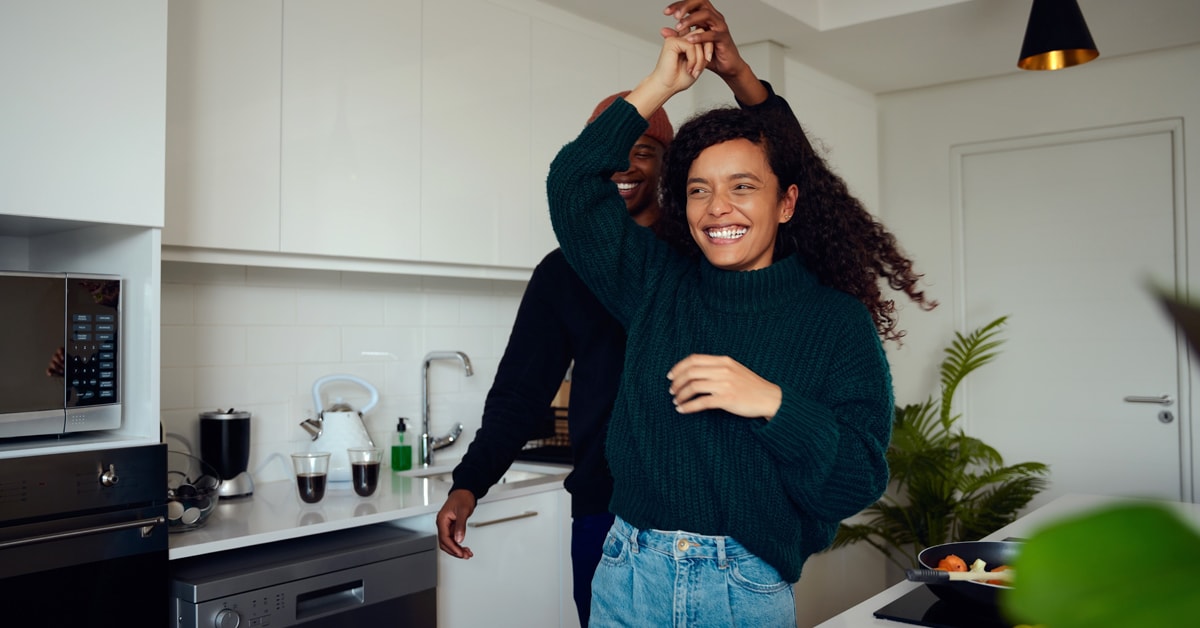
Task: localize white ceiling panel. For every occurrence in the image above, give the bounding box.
[535,0,1200,93]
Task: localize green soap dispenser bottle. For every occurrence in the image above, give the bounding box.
[392,418,413,471]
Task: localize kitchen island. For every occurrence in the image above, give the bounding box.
[817,493,1200,627]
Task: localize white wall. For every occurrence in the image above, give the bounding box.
[159,261,526,483]
[788,43,1200,626]
[879,44,1200,410]
[842,44,1200,625]
[784,59,880,212]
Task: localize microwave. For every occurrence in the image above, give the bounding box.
[0,271,121,440]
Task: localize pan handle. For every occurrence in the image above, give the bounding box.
[906,568,1013,583]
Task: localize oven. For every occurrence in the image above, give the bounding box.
[0,443,168,627]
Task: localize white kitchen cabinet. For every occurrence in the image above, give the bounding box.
[529,18,625,260]
[160,0,667,276]
[164,0,282,252]
[438,489,565,628]
[0,0,165,228]
[280,0,422,261]
[420,0,533,268]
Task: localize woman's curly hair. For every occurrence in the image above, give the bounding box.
[658,106,936,344]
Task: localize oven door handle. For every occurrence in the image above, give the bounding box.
[0,515,166,551]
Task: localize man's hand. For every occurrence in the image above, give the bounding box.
[436,489,477,559]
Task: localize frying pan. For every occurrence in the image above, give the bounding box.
[913,540,1021,606]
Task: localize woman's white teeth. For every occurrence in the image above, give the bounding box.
[616,182,638,191]
[707,226,747,240]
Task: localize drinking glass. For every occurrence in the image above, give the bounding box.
[291,452,330,504]
[348,447,383,497]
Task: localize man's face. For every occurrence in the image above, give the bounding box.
[611,135,666,227]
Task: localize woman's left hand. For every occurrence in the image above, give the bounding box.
[667,354,783,420]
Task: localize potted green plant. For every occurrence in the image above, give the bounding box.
[829,316,1050,569]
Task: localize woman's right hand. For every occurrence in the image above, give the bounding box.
[651,33,707,91]
[663,0,742,80]
[625,34,707,121]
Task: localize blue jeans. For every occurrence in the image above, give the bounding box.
[590,516,795,627]
[572,512,616,626]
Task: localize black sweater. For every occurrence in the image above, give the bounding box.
[449,249,623,517]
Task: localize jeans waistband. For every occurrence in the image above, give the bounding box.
[612,515,755,561]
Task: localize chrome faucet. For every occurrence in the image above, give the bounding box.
[420,351,473,467]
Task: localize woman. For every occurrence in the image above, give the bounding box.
[547,29,934,626]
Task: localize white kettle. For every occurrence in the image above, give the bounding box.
[299,374,379,482]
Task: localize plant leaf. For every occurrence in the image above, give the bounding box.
[1002,503,1200,627]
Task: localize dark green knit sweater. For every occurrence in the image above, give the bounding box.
[546,96,893,583]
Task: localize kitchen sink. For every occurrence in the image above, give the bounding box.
[401,462,567,488]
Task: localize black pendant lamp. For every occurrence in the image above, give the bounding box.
[1017,0,1100,70]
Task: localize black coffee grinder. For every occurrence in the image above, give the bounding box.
[200,409,254,498]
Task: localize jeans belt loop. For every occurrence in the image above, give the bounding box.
[717,536,728,569]
[628,520,640,554]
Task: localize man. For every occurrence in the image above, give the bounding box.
[434,92,673,626]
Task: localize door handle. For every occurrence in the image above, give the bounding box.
[468,511,538,528]
[1122,394,1174,406]
[0,515,165,550]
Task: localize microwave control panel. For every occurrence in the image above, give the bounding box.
[65,275,120,408]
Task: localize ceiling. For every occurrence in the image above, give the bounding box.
[535,0,1200,94]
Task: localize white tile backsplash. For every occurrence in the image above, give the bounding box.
[160,326,196,368]
[193,326,248,366]
[296,289,385,326]
[160,283,195,325]
[161,262,526,484]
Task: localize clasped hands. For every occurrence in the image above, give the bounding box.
[641,0,750,112]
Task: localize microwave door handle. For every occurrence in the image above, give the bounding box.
[0,515,165,550]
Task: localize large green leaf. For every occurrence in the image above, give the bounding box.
[1002,503,1200,627]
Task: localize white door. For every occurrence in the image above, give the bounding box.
[953,119,1188,505]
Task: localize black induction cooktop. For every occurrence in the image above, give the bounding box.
[874,585,1013,628]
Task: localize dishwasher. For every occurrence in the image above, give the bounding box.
[169,524,436,627]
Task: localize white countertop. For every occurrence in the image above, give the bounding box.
[816,493,1200,627]
[168,462,571,560]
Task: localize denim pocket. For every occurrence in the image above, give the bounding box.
[728,555,791,594]
[598,528,629,567]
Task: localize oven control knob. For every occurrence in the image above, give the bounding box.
[99,464,119,487]
[213,608,241,628]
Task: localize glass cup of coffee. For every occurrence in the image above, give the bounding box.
[348,447,384,497]
[291,452,330,504]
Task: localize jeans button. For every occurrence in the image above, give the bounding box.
[676,539,689,551]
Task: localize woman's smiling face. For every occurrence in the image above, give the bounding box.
[685,138,797,271]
